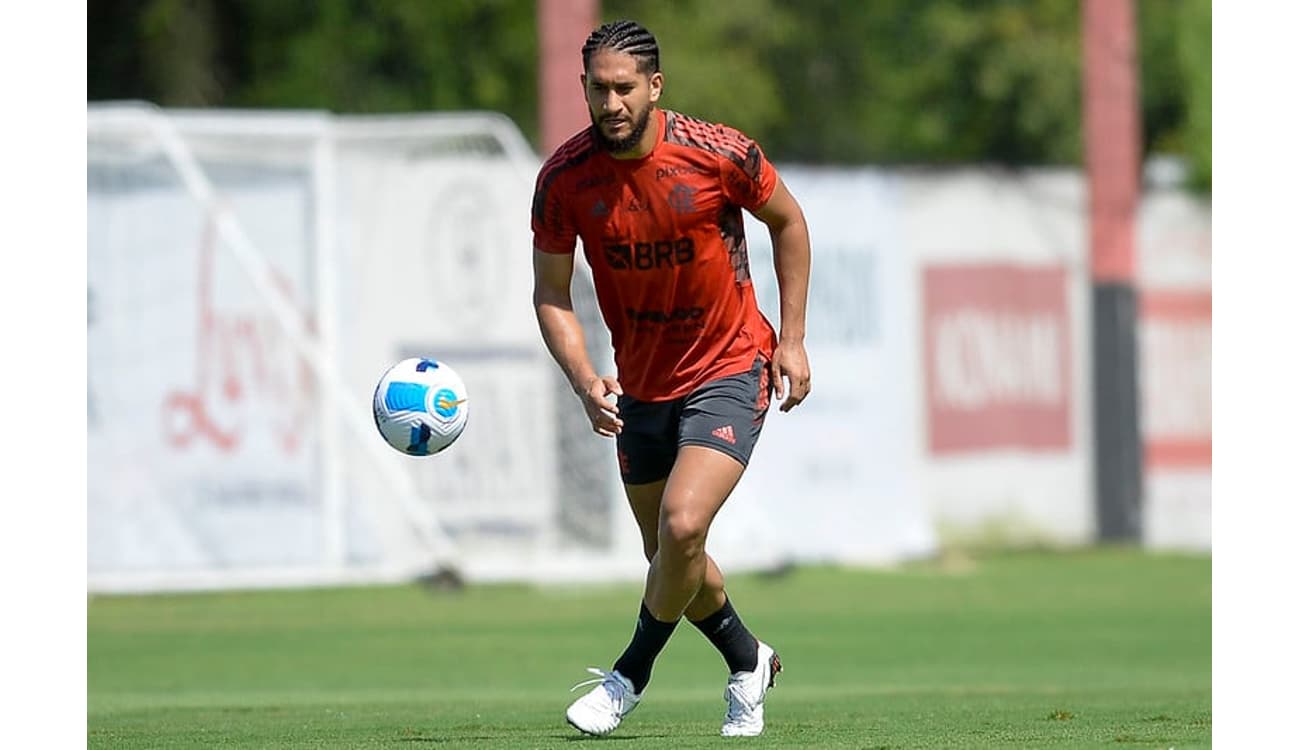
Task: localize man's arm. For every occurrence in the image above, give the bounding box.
[753,177,812,412]
[532,248,624,436]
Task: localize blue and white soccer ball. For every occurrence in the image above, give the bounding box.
[372,357,470,456]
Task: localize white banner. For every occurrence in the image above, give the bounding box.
[1138,189,1212,551]
[88,173,326,572]
[901,170,1095,544]
[715,168,936,567]
[334,151,561,561]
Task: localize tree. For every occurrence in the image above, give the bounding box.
[86,0,1209,189]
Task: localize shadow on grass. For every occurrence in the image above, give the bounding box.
[397,730,683,743]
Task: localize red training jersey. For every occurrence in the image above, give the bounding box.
[532,109,779,401]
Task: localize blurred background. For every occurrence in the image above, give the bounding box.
[86,0,1211,594]
[87,0,1211,188]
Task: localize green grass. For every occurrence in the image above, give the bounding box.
[87,548,1210,748]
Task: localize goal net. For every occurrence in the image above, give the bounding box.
[87,103,635,592]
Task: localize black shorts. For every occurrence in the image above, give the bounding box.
[616,356,772,484]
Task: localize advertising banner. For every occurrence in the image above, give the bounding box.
[88,174,326,574]
[924,264,1072,454]
[1139,291,1211,468]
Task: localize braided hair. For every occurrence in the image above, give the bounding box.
[581,19,660,75]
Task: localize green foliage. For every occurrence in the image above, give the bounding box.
[772,0,1083,165]
[1177,0,1212,191]
[1136,0,1212,192]
[233,0,538,140]
[603,0,796,140]
[88,0,539,137]
[86,0,1210,189]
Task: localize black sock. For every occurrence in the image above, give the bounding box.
[690,597,759,674]
[612,601,679,694]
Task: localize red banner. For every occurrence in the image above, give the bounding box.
[924,264,1072,454]
[1140,290,1212,468]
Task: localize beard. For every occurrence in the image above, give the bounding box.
[592,106,652,155]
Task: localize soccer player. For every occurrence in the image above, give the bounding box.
[531,19,812,738]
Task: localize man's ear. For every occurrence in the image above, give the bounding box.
[649,71,663,103]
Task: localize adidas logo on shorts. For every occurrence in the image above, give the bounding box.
[711,425,737,445]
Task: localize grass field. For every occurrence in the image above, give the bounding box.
[87,548,1210,748]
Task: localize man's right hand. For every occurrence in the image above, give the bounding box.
[578,375,625,437]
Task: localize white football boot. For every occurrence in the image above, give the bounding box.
[565,668,641,736]
[720,640,782,737]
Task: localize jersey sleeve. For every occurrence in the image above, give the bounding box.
[531,165,577,255]
[717,128,777,213]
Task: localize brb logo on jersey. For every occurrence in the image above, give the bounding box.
[603,238,696,271]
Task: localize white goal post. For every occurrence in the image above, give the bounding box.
[87,102,639,593]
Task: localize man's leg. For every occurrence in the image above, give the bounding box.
[623,451,763,677]
[609,471,733,696]
[564,399,681,737]
[641,445,743,621]
[638,448,780,739]
[567,381,775,737]
[623,478,728,621]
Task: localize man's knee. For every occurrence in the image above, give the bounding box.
[658,509,709,560]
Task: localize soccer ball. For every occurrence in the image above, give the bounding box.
[372,357,470,456]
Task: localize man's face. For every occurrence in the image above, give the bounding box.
[582,48,662,155]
